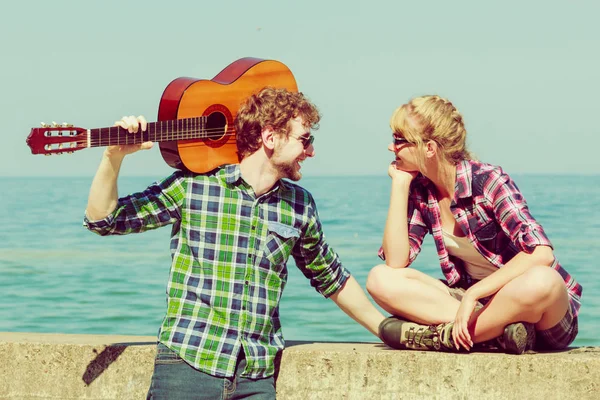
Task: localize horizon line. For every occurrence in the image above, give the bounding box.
[2,172,600,178]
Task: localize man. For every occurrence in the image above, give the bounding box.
[84,87,385,399]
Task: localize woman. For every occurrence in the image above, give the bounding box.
[366,95,582,354]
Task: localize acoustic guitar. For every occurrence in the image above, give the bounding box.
[26,57,298,173]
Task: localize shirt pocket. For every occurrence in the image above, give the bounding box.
[472,220,498,241]
[472,219,509,255]
[263,221,300,266]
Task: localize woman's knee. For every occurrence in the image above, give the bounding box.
[366,264,411,300]
[366,264,388,297]
[510,266,566,307]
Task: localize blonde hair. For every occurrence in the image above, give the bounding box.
[390,95,474,168]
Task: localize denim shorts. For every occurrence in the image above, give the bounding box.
[146,343,276,400]
[446,285,578,350]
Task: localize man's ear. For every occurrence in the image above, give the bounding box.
[261,126,277,150]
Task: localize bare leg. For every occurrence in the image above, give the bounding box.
[366,264,460,324]
[470,266,569,342]
[368,264,570,344]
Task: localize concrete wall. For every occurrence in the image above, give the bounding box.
[0,332,598,399]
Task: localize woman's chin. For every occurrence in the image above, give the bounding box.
[395,161,417,173]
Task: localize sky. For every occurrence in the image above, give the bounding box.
[2,0,599,178]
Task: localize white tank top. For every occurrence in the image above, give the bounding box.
[442,230,498,280]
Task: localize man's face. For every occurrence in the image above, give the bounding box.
[272,116,315,181]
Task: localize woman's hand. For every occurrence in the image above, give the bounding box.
[105,115,153,158]
[387,161,419,182]
[452,293,478,351]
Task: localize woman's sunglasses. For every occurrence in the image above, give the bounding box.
[393,135,410,146]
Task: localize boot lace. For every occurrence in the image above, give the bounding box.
[405,324,444,350]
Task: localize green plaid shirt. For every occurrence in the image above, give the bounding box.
[84,164,349,379]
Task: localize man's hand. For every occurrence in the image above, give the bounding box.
[105,115,153,158]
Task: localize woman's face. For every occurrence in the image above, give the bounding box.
[388,133,421,173]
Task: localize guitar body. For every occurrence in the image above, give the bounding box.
[157,58,298,173]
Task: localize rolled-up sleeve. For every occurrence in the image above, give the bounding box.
[292,194,350,298]
[488,171,553,254]
[84,170,187,236]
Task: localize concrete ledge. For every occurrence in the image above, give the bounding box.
[0,332,598,399]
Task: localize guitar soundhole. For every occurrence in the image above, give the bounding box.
[205,112,227,141]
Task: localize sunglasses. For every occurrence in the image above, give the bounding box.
[296,134,315,149]
[393,135,410,146]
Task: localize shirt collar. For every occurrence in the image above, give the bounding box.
[220,163,289,195]
[453,159,473,199]
[222,164,243,185]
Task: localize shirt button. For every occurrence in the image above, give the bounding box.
[251,225,256,230]
[245,280,249,285]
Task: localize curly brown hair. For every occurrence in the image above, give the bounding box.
[235,87,321,159]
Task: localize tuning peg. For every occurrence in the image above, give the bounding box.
[52,121,58,127]
[41,122,49,127]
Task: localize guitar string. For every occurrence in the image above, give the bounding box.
[90,127,238,146]
[90,138,238,146]
[90,137,238,146]
[91,127,237,136]
[46,129,253,150]
[47,137,238,150]
[51,128,240,148]
[90,133,237,142]
[90,129,237,136]
[46,117,231,142]
[53,126,236,138]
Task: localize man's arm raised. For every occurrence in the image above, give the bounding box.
[86,115,152,220]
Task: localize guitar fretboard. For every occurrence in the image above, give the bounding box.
[88,116,224,147]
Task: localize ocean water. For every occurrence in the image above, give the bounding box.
[1,174,598,347]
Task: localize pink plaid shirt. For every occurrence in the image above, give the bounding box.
[379,159,582,317]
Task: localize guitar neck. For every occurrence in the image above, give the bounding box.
[88,116,218,147]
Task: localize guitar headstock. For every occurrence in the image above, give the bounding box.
[26,122,88,155]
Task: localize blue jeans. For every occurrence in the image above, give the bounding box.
[146,343,276,400]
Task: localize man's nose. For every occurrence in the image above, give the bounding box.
[305,144,315,157]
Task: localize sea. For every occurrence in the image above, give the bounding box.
[1,174,598,347]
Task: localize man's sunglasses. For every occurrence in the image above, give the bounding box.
[297,134,315,149]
